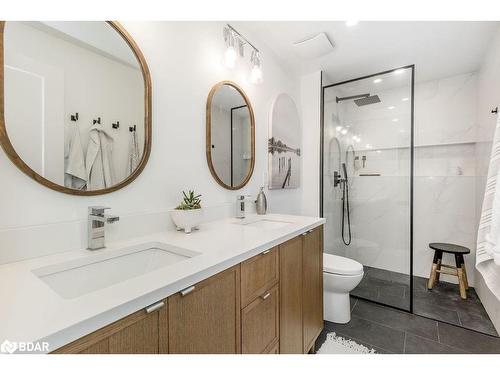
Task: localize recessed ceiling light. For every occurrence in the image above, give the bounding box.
[394,69,405,75]
[388,106,395,110]
[392,118,399,122]
[345,20,359,27]
[373,78,382,83]
[402,97,409,102]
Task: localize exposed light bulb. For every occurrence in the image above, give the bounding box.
[336,126,343,131]
[402,97,409,102]
[373,78,382,83]
[224,46,237,69]
[250,65,263,84]
[341,129,348,135]
[345,20,359,27]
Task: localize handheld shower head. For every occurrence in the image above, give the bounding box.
[342,162,348,183]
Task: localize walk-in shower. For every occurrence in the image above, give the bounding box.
[321,65,414,312]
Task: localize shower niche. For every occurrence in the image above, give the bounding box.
[322,66,414,311]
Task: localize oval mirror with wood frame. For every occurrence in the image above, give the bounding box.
[206,81,255,190]
[0,21,152,195]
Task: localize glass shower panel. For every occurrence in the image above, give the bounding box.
[322,67,413,311]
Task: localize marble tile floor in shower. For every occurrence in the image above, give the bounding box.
[351,265,498,336]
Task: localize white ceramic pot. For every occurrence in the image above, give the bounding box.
[169,208,203,234]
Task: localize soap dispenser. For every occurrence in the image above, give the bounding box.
[255,187,267,215]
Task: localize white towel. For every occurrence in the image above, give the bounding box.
[476,114,500,300]
[86,125,115,190]
[64,125,87,190]
[127,129,140,176]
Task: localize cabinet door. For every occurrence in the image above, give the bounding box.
[241,246,279,307]
[302,226,324,353]
[168,265,241,354]
[52,300,168,354]
[279,236,303,354]
[241,284,279,354]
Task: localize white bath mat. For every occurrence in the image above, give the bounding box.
[317,332,377,354]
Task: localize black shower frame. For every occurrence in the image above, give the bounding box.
[320,65,415,314]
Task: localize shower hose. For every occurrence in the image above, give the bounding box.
[341,180,352,246]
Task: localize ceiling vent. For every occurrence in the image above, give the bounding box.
[292,32,334,59]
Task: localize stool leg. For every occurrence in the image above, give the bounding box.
[435,258,442,284]
[459,255,469,290]
[428,263,438,290]
[428,250,442,290]
[455,254,467,299]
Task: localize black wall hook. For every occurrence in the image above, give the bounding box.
[492,107,498,114]
[129,125,136,132]
[70,113,79,122]
[93,117,101,125]
[112,121,120,129]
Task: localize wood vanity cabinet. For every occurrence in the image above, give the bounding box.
[168,265,241,354]
[279,227,323,354]
[52,299,168,354]
[240,247,280,353]
[51,226,323,355]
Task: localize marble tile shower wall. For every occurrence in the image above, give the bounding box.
[324,72,480,285]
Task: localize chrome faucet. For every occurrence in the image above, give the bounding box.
[236,195,251,219]
[88,206,120,250]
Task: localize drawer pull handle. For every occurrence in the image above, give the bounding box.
[180,286,195,296]
[261,291,271,300]
[261,249,270,255]
[145,301,165,314]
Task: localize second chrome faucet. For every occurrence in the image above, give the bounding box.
[88,206,120,250]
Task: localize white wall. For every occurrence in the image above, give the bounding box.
[300,71,322,216]
[474,25,500,333]
[0,21,301,264]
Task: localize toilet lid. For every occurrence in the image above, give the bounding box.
[323,253,363,276]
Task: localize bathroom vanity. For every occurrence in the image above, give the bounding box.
[0,214,324,354]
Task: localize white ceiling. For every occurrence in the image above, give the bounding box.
[233,21,500,84]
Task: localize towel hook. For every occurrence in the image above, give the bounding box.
[112,121,120,129]
[93,117,101,125]
[492,107,498,114]
[70,113,79,122]
[129,125,136,132]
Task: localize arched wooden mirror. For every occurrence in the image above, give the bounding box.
[0,21,151,195]
[206,81,255,190]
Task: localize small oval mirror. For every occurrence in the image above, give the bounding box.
[206,81,255,190]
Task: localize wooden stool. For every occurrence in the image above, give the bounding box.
[427,243,470,299]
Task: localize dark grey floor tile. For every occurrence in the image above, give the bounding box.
[457,311,499,336]
[325,316,405,353]
[379,283,406,297]
[350,296,358,311]
[414,300,461,325]
[366,266,410,284]
[352,283,379,300]
[413,276,429,292]
[404,333,466,354]
[376,292,410,310]
[438,322,500,354]
[353,300,438,341]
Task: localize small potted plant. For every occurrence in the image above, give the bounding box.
[170,190,203,233]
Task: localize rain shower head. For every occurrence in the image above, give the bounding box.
[354,95,381,106]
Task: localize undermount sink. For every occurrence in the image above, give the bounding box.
[236,217,292,230]
[33,242,201,299]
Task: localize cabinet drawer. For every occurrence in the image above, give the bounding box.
[241,284,279,354]
[241,246,279,307]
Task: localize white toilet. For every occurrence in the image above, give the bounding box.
[323,253,364,324]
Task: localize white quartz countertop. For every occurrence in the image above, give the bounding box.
[0,214,325,352]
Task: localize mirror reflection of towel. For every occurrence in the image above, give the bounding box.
[127,130,140,176]
[86,125,115,190]
[64,125,87,190]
